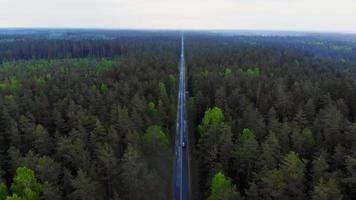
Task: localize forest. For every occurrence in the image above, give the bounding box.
[0,29,356,200]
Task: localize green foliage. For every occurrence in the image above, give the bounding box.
[0,83,6,90]
[240,128,257,145]
[33,124,52,155]
[262,152,306,199]
[1,30,356,200]
[300,128,314,144]
[8,78,18,91]
[0,58,120,86]
[259,132,281,170]
[345,155,356,191]
[147,102,157,116]
[240,68,260,78]
[0,183,7,200]
[143,125,169,146]
[4,95,15,105]
[169,74,177,88]
[187,97,196,127]
[224,68,232,78]
[158,81,167,96]
[70,169,99,200]
[100,83,109,94]
[247,68,257,77]
[312,150,330,183]
[0,78,18,91]
[198,107,224,136]
[9,167,41,200]
[293,127,315,156]
[261,168,285,198]
[97,58,116,72]
[311,178,342,200]
[280,152,305,181]
[208,172,241,200]
[234,128,258,181]
[158,81,169,116]
[5,194,22,200]
[35,78,46,88]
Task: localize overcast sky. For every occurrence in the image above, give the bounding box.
[1,0,356,33]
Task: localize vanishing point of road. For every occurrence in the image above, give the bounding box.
[174,33,189,200]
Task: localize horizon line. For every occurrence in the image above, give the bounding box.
[1,27,356,35]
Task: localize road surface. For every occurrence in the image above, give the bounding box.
[174,34,189,200]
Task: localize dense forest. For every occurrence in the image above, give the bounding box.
[186,33,356,200]
[0,29,356,200]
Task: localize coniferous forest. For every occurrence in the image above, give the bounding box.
[0,29,356,200]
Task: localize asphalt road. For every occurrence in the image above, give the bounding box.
[174,34,189,200]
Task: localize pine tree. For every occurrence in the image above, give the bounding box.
[292,127,315,157]
[311,178,342,200]
[345,155,356,198]
[241,105,266,141]
[294,107,308,128]
[234,128,258,188]
[258,131,281,171]
[33,124,53,155]
[280,152,306,200]
[96,143,119,199]
[261,152,306,200]
[70,169,101,200]
[312,150,330,184]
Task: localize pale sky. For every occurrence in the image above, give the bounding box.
[1,0,356,33]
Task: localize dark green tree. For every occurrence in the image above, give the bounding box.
[33,124,53,155]
[311,178,342,200]
[234,128,258,186]
[70,169,101,200]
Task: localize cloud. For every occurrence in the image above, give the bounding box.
[0,0,355,32]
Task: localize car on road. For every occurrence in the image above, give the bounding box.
[182,141,186,148]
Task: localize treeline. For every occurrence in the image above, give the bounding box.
[0,32,180,200]
[0,30,180,61]
[186,34,356,200]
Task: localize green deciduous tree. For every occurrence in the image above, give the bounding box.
[224,68,232,78]
[100,83,109,94]
[198,107,224,136]
[147,102,157,116]
[208,172,241,200]
[6,194,22,200]
[197,107,234,194]
[143,125,169,147]
[8,167,42,200]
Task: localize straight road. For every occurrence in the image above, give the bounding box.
[174,33,189,200]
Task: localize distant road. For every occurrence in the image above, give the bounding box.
[174,34,189,200]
